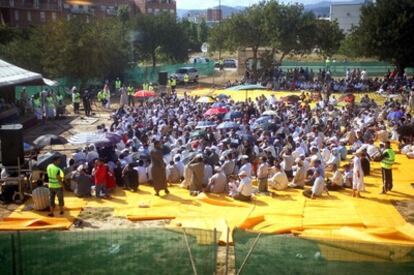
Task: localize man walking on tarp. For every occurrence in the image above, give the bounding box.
[380,141,395,194]
[127,83,135,107]
[47,157,65,217]
[72,87,81,114]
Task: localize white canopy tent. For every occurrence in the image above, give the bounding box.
[0,59,44,88]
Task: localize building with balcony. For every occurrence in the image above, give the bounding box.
[0,0,176,27]
[206,8,221,23]
[133,0,175,15]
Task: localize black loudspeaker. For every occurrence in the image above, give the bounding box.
[158,71,168,86]
[0,124,24,166]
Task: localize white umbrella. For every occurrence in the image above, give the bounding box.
[262,110,278,116]
[68,132,110,145]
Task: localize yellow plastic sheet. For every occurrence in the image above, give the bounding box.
[0,192,85,231]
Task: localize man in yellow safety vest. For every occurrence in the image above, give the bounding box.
[47,157,65,216]
[380,141,395,194]
[184,73,190,86]
[72,87,81,114]
[115,77,121,91]
[169,77,177,93]
[127,84,135,106]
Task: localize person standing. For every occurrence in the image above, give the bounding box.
[115,77,122,91]
[150,141,169,196]
[352,150,365,198]
[188,154,205,196]
[82,90,92,117]
[72,87,81,114]
[47,157,64,216]
[119,85,128,108]
[380,141,395,194]
[127,84,135,107]
[92,159,109,198]
[55,92,64,118]
[184,73,190,87]
[32,94,43,121]
[169,77,177,93]
[45,93,56,119]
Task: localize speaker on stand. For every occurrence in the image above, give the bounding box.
[0,124,24,166]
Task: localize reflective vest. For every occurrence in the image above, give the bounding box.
[47,163,63,189]
[115,80,121,89]
[381,148,395,169]
[127,86,134,96]
[33,98,41,108]
[72,92,81,103]
[184,74,190,83]
[56,95,63,105]
[170,78,176,87]
[148,85,154,91]
[46,97,54,107]
[97,91,104,101]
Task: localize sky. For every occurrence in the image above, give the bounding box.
[177,0,351,9]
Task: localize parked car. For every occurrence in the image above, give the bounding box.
[215,59,237,69]
[189,57,210,64]
[174,67,199,83]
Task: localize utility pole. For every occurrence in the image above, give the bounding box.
[218,0,222,60]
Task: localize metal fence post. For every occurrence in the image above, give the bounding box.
[225,227,229,275]
[11,233,16,275]
[16,231,22,275]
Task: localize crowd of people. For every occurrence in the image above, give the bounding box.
[27,77,414,216]
[225,67,414,96]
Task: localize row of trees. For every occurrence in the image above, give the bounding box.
[340,0,414,74]
[0,9,208,84]
[208,0,345,76]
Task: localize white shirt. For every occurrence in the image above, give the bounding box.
[237,177,252,197]
[331,170,344,186]
[175,161,185,178]
[270,171,289,190]
[134,166,148,184]
[257,163,269,179]
[239,162,253,178]
[203,164,213,185]
[86,151,99,163]
[312,176,325,196]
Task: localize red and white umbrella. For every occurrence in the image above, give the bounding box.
[134,90,156,98]
[204,107,229,116]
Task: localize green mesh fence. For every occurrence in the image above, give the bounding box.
[1,228,217,275]
[233,228,414,275]
[126,61,215,85]
[0,233,14,275]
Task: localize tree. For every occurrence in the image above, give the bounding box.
[265,1,317,63]
[0,18,130,85]
[351,0,414,73]
[133,13,189,67]
[220,3,267,77]
[199,19,209,44]
[314,20,344,58]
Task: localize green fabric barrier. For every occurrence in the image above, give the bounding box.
[233,228,414,275]
[0,233,13,275]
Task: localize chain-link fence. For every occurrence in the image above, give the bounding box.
[280,60,414,77]
[233,228,414,275]
[0,228,217,275]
